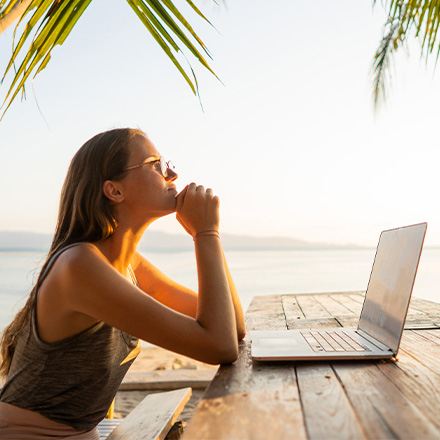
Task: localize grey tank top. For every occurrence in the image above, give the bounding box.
[0,243,141,430]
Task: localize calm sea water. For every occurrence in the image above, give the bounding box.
[1,248,439,333]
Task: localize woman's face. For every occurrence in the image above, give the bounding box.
[117,134,178,221]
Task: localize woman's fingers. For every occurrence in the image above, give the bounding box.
[176,182,220,235]
[175,185,189,211]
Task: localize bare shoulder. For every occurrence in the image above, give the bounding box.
[56,242,102,264]
[43,243,117,297]
[54,243,109,275]
[36,244,112,341]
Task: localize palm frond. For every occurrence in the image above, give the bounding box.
[371,21,399,108]
[372,0,440,107]
[125,0,219,93]
[0,0,21,17]
[1,0,93,119]
[1,0,218,120]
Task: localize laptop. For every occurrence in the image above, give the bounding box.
[250,222,427,361]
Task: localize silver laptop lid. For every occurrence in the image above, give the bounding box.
[358,223,427,353]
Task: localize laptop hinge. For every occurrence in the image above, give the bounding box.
[356,329,394,353]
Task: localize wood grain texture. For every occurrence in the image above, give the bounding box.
[98,419,123,440]
[120,370,215,391]
[346,292,366,304]
[108,387,191,440]
[183,384,306,440]
[334,317,359,328]
[377,349,440,430]
[184,339,305,439]
[296,363,365,439]
[409,297,440,314]
[281,295,305,321]
[399,330,440,373]
[286,318,341,330]
[333,362,439,439]
[185,293,440,440]
[313,294,358,317]
[246,295,287,330]
[295,295,332,319]
[328,294,364,315]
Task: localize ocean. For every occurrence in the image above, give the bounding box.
[1,248,439,333]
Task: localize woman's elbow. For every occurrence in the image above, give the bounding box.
[223,343,239,364]
[237,327,246,341]
[207,340,238,365]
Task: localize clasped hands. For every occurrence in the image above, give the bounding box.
[175,183,220,238]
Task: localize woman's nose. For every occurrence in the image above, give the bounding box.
[165,168,178,181]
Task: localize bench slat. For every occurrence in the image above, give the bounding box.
[107,387,192,440]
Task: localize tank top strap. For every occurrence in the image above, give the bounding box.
[38,243,140,288]
[127,264,140,287]
[37,242,96,288]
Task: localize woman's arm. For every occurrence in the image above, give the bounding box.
[48,240,237,365]
[43,183,238,365]
[221,248,246,340]
[130,252,198,318]
[131,250,246,340]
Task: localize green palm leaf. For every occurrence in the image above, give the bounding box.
[372,0,440,107]
[0,0,218,120]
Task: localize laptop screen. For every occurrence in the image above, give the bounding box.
[358,223,427,353]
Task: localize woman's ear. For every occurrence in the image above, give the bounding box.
[103,180,125,203]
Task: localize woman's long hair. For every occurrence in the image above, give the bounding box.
[0,128,144,377]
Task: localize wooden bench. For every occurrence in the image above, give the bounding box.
[98,387,192,440]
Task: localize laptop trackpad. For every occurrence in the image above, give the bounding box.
[258,337,299,347]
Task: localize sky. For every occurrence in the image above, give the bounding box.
[0,0,440,247]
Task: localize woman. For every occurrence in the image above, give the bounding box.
[0,128,245,438]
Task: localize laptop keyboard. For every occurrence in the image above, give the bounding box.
[301,330,371,353]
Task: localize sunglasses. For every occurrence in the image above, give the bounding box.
[123,156,175,177]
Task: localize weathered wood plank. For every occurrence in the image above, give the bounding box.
[399,330,440,374]
[108,387,192,440]
[336,317,440,330]
[313,294,358,317]
[419,328,440,342]
[377,350,440,430]
[184,339,306,439]
[346,292,365,304]
[286,318,341,330]
[246,295,286,331]
[200,340,294,397]
[296,364,366,439]
[295,295,332,319]
[245,315,287,331]
[406,307,428,318]
[328,294,364,315]
[98,419,123,440]
[187,294,440,440]
[334,317,359,328]
[333,363,439,439]
[281,295,305,322]
[246,294,284,315]
[408,297,440,315]
[120,370,216,391]
[404,319,440,329]
[183,384,306,440]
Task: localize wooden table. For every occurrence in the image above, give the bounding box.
[184,292,440,440]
